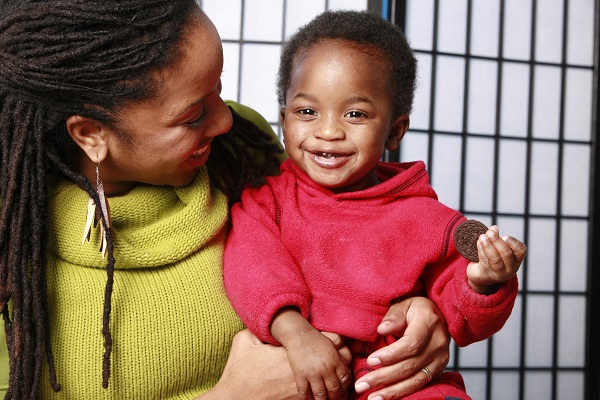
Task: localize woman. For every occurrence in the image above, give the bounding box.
[0,1,450,399]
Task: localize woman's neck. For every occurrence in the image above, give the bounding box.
[72,148,135,197]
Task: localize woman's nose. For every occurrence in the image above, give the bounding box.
[206,96,233,138]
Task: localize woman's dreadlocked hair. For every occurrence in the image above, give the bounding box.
[0,1,281,398]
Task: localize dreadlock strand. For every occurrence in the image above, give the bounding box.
[207,109,284,206]
[101,232,115,389]
[19,143,35,397]
[28,106,52,397]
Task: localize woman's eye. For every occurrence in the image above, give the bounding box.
[186,112,205,127]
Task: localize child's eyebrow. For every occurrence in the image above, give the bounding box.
[345,96,373,105]
[292,92,317,101]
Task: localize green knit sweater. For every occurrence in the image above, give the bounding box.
[0,102,284,399]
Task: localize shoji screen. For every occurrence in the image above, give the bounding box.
[401,1,595,399]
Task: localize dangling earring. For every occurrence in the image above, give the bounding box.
[82,157,111,258]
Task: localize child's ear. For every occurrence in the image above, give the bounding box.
[66,115,109,163]
[385,114,410,151]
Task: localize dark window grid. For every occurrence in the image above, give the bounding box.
[390,0,595,399]
[586,0,600,398]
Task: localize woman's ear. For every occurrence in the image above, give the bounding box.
[385,114,410,152]
[66,115,109,163]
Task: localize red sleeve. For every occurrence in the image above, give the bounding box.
[223,183,310,345]
[423,220,519,347]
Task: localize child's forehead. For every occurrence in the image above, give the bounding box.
[297,38,388,63]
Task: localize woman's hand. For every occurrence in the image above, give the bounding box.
[195,329,351,400]
[354,297,450,399]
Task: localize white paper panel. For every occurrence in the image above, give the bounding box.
[500,62,530,138]
[497,139,527,214]
[405,0,434,51]
[567,0,595,66]
[503,0,532,60]
[535,0,564,63]
[434,56,465,133]
[527,218,557,291]
[558,372,585,400]
[460,339,488,368]
[492,293,523,367]
[203,0,242,40]
[430,135,463,209]
[328,0,367,11]
[558,296,585,367]
[491,372,520,400]
[242,0,284,41]
[532,65,561,140]
[464,137,495,212]
[437,0,467,54]
[525,296,555,366]
[284,0,325,38]
[400,131,429,166]
[240,44,281,122]
[461,371,487,400]
[564,68,593,141]
[467,59,498,135]
[562,144,590,216]
[559,220,588,292]
[471,0,500,58]
[529,142,559,215]
[525,372,553,400]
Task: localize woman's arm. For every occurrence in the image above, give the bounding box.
[354,297,450,399]
[197,296,449,400]
[195,329,351,400]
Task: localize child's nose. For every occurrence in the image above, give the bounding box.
[315,116,345,141]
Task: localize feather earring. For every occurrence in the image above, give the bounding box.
[95,159,111,258]
[82,157,111,258]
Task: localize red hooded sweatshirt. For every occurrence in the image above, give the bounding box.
[224,159,518,346]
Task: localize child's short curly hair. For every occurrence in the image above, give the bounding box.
[277,10,417,117]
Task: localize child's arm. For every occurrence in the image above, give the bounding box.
[466,226,527,294]
[271,307,350,400]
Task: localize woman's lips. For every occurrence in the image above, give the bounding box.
[185,142,212,168]
[190,143,210,158]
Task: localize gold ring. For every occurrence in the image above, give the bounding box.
[421,367,433,383]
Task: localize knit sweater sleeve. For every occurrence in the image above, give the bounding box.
[423,217,519,347]
[223,182,310,345]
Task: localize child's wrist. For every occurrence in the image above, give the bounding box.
[468,279,501,295]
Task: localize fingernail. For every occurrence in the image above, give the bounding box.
[370,396,383,400]
[367,357,381,366]
[355,381,370,393]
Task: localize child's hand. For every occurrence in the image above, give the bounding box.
[285,329,350,400]
[466,225,527,294]
[271,308,350,399]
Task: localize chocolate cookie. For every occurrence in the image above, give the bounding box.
[453,219,488,262]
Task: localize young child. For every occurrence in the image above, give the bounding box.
[224,10,527,400]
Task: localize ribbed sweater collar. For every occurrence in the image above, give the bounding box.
[47,167,228,269]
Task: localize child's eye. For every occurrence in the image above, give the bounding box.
[298,108,316,116]
[346,110,366,119]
